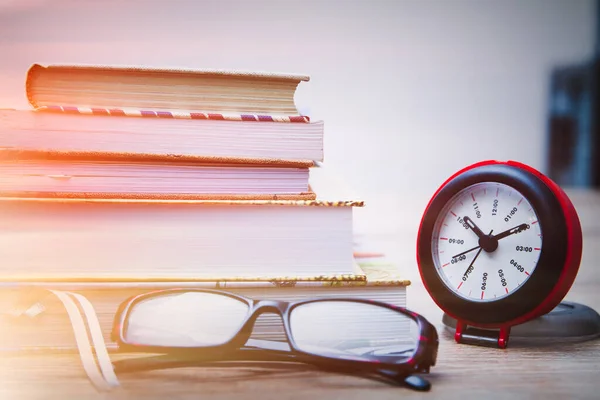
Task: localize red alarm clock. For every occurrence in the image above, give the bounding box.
[416,160,582,348]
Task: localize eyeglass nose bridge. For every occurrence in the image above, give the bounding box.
[251,299,290,314]
[228,300,291,348]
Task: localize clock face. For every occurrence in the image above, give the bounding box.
[431,182,543,303]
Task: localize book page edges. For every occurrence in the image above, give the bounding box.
[0,149,316,168]
[0,268,409,287]
[0,196,363,206]
[0,191,317,201]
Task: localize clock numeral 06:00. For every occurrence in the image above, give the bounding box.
[481,272,488,291]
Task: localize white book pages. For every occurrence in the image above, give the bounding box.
[0,110,324,162]
[0,161,309,195]
[0,202,355,279]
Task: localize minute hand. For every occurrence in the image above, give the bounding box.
[491,223,530,241]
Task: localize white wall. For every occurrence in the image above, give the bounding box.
[0,0,596,235]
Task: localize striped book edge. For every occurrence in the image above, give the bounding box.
[35,106,310,123]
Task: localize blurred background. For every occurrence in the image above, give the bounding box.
[0,0,597,238]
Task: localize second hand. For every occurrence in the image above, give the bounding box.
[461,230,493,278]
[453,245,480,259]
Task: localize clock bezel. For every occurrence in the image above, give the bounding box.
[417,161,582,328]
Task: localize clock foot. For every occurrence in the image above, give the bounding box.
[454,321,510,348]
[443,301,600,348]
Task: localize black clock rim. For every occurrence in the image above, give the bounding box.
[417,163,568,326]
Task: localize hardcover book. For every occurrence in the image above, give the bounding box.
[0,197,363,280]
[25,64,309,118]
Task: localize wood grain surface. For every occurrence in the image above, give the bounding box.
[1,190,600,400]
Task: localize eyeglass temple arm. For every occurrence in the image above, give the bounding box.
[111,349,431,391]
[112,347,295,374]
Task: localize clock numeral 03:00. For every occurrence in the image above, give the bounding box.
[516,245,533,252]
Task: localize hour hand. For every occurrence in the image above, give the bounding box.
[463,216,486,240]
[492,223,530,241]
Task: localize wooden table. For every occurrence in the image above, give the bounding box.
[2,191,600,399]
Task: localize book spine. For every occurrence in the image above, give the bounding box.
[35,106,310,123]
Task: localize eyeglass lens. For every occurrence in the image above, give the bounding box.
[289,301,418,362]
[125,292,250,347]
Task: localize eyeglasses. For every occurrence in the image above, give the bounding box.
[111,289,438,391]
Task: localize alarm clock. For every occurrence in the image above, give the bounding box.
[416,160,583,348]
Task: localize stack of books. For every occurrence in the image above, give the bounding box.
[0,64,409,351]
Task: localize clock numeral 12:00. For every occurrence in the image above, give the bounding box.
[492,199,498,216]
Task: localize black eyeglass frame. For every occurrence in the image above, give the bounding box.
[111,288,438,377]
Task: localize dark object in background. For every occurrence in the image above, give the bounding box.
[594,59,600,188]
[547,8,600,188]
[546,63,597,187]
